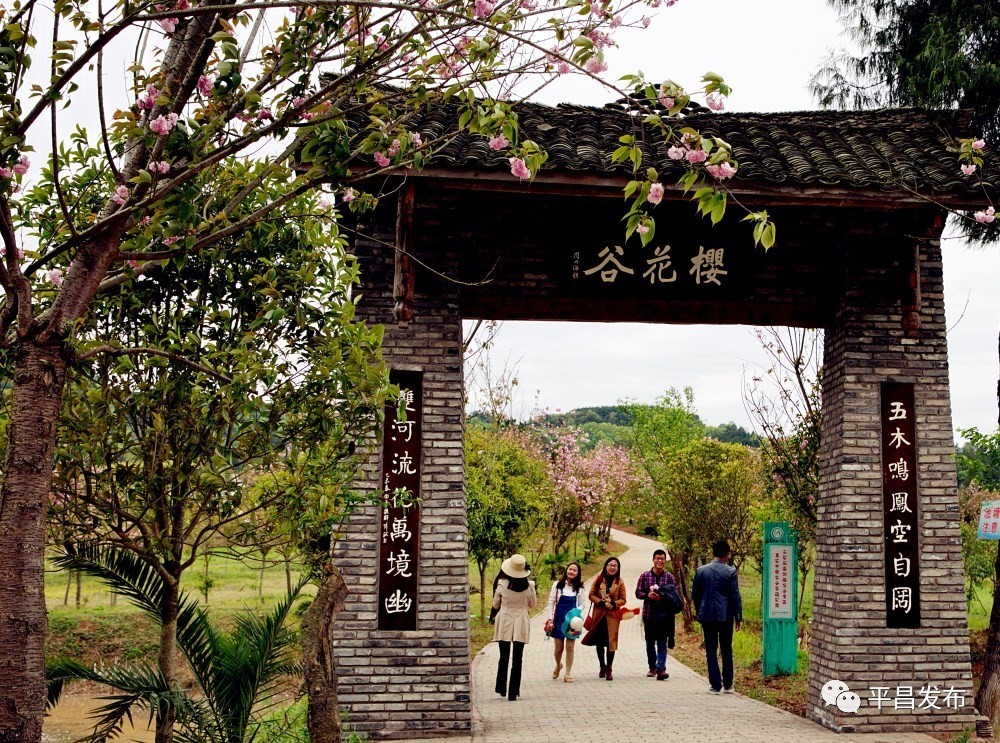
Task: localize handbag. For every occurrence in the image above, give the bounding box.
[583,604,594,631]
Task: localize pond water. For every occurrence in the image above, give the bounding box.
[44,694,156,742]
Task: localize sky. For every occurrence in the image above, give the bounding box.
[464,0,1000,438]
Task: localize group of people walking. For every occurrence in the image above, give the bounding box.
[491,539,742,701]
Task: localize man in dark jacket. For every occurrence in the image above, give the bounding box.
[692,539,743,694]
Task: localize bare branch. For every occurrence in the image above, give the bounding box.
[74,345,233,383]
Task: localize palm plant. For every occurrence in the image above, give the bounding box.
[47,544,305,743]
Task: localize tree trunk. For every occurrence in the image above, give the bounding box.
[285,556,292,596]
[0,343,69,743]
[75,570,82,608]
[302,566,349,743]
[673,553,695,632]
[63,570,71,606]
[155,573,181,743]
[257,550,267,604]
[479,562,488,625]
[976,542,1000,723]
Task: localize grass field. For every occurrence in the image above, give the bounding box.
[46,550,311,667]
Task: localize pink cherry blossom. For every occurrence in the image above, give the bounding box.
[0,167,13,179]
[557,61,570,75]
[387,138,401,157]
[584,57,607,74]
[138,84,159,110]
[489,134,509,151]
[197,75,215,97]
[521,0,538,9]
[667,146,685,160]
[411,132,422,147]
[342,187,357,203]
[972,139,986,151]
[0,246,25,261]
[706,94,724,111]
[509,157,531,180]
[657,87,675,109]
[706,162,737,180]
[641,17,650,27]
[13,156,29,175]
[48,268,64,286]
[163,236,182,246]
[373,151,390,167]
[150,160,170,174]
[589,1,601,14]
[158,17,178,33]
[256,108,274,121]
[474,0,494,17]
[111,185,129,205]
[128,259,141,270]
[685,149,707,164]
[610,15,622,28]
[636,224,649,235]
[647,182,664,205]
[149,112,179,135]
[961,163,976,176]
[588,30,613,49]
[975,207,996,224]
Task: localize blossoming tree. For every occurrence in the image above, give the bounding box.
[0,0,742,738]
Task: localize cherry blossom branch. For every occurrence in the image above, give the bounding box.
[15,15,140,138]
[75,345,234,383]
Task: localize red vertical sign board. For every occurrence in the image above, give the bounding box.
[377,370,422,631]
[880,382,921,628]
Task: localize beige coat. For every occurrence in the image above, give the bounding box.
[492,579,537,644]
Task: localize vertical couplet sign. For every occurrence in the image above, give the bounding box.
[880,382,921,628]
[377,370,422,631]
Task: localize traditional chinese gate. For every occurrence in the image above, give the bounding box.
[330,104,994,738]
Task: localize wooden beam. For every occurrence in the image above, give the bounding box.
[394,168,993,210]
[393,182,417,326]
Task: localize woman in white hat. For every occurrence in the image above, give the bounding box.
[492,553,537,701]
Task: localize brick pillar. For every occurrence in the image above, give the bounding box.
[807,220,975,734]
[331,205,471,739]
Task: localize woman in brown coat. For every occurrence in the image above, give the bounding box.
[581,556,627,680]
[492,554,537,701]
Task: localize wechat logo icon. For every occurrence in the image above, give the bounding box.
[821,679,861,714]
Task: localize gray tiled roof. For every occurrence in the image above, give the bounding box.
[414,100,996,197]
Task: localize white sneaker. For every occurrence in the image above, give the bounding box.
[723,687,734,694]
[708,687,721,694]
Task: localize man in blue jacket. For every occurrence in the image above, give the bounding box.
[692,539,743,694]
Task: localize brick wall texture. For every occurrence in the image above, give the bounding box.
[331,200,472,740]
[806,217,975,734]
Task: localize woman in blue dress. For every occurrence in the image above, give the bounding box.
[544,562,586,682]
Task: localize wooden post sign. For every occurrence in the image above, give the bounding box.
[377,369,423,631]
[880,382,921,628]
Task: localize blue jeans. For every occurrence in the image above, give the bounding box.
[701,620,734,690]
[644,619,667,671]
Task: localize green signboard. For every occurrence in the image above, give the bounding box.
[762,522,798,676]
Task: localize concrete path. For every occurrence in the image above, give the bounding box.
[442,529,937,743]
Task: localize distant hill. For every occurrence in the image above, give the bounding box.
[536,406,760,449]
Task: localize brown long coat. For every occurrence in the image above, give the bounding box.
[583,576,627,651]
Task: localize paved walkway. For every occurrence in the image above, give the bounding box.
[435,529,936,743]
